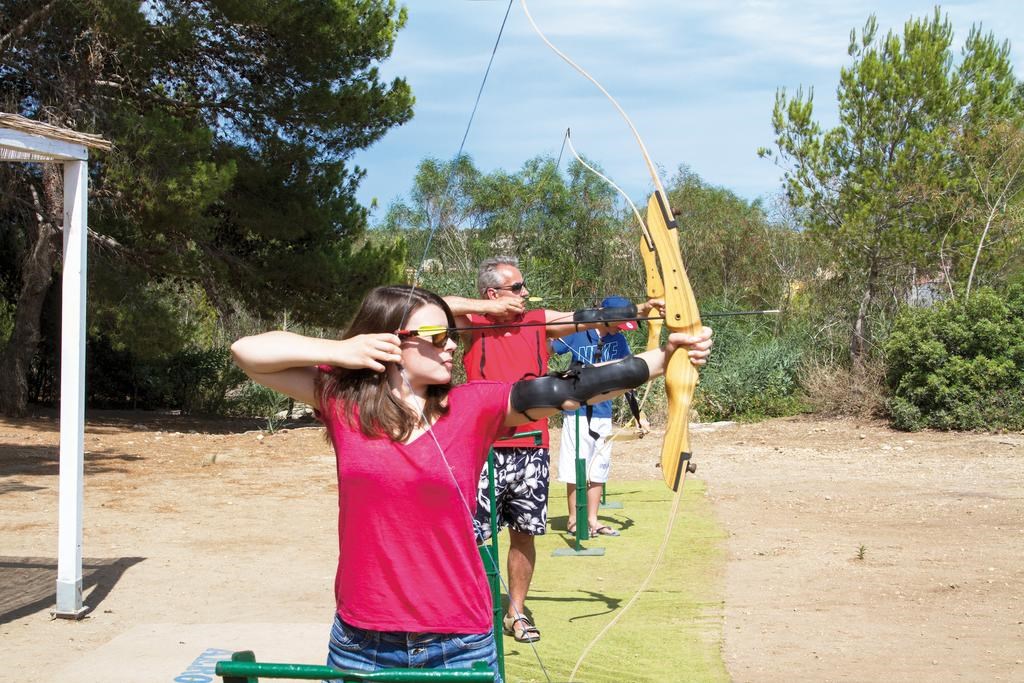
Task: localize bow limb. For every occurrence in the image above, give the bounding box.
[644,193,702,491]
[639,233,664,352]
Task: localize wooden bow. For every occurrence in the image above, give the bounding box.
[521,0,702,491]
[643,190,702,490]
[516,4,709,680]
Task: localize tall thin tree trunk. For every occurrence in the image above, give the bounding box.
[850,253,880,368]
[0,167,62,416]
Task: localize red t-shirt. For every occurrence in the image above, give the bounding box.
[462,309,550,448]
[317,380,513,633]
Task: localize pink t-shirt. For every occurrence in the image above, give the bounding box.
[318,379,513,633]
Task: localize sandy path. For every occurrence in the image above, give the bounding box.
[692,417,1024,682]
[1,413,1022,681]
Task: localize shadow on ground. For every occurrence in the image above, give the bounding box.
[0,443,143,478]
[0,556,144,624]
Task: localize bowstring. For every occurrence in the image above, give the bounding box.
[557,128,660,482]
[519,2,697,681]
[399,0,515,331]
[395,2,553,679]
[397,371,552,683]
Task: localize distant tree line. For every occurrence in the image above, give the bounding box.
[1,6,1021,430]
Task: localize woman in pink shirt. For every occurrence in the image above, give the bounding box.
[230,285,712,680]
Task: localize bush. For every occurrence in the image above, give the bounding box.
[883,287,1024,431]
[697,336,806,421]
[690,305,808,421]
[226,380,294,432]
[85,340,248,414]
[800,357,887,418]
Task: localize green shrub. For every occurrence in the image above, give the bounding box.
[690,303,809,421]
[697,336,806,421]
[883,286,1024,431]
[227,380,293,432]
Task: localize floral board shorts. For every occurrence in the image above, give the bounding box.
[473,446,550,541]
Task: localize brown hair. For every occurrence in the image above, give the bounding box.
[316,285,454,441]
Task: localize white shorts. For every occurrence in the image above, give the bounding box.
[558,416,613,484]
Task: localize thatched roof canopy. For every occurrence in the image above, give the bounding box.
[0,113,111,161]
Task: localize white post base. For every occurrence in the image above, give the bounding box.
[53,578,89,619]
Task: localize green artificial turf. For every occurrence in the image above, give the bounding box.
[499,480,728,683]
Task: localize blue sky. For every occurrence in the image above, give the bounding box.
[353,1,1023,219]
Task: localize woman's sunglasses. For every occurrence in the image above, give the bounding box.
[396,326,459,349]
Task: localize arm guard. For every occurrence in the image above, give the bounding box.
[573,303,638,324]
[511,356,650,413]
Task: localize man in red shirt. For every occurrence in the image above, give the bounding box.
[444,256,658,644]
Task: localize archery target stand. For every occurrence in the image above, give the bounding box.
[599,483,624,510]
[552,414,605,557]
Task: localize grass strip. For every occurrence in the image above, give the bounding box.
[501,479,727,683]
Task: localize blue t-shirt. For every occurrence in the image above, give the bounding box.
[551,330,631,419]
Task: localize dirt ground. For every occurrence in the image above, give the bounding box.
[1,411,1022,682]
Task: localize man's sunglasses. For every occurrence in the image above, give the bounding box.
[492,281,526,293]
[396,326,460,349]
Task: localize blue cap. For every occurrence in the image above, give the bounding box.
[600,296,636,330]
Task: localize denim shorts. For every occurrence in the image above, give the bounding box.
[325,614,500,682]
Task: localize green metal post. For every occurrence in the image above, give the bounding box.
[552,415,603,557]
[574,412,588,545]
[216,651,495,681]
[599,481,623,510]
[480,447,504,683]
[481,429,542,681]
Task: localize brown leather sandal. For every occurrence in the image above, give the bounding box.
[502,613,541,643]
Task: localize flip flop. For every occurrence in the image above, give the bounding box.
[567,522,576,535]
[590,525,620,537]
[502,614,541,643]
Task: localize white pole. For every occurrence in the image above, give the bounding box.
[55,158,89,618]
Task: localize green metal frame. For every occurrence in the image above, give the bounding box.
[600,482,623,509]
[216,650,493,681]
[481,429,543,681]
[479,447,504,682]
[552,413,604,557]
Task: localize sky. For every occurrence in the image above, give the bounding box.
[353,1,1023,219]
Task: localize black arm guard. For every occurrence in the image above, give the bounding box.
[511,356,650,413]
[573,303,638,324]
